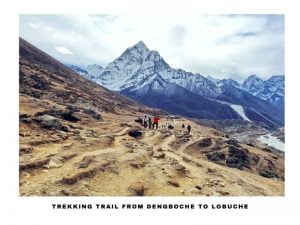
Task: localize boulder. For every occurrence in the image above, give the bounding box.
[128,129,143,138]
[82,108,102,120]
[174,164,187,173]
[35,115,63,130]
[46,156,65,169]
[78,156,94,169]
[61,110,80,122]
[35,109,80,122]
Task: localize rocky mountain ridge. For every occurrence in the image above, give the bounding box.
[67,41,284,127]
[68,41,284,108]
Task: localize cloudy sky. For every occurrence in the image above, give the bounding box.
[19,14,284,82]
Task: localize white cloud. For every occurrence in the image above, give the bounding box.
[19,14,284,82]
[54,46,74,55]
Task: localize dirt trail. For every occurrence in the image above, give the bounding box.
[19,117,284,196]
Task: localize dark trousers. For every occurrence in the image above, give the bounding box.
[153,122,158,129]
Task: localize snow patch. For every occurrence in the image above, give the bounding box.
[152,80,162,89]
[258,134,284,151]
[229,104,251,122]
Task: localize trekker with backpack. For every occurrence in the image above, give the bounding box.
[148,116,152,129]
[143,115,148,128]
[187,124,191,134]
[153,115,160,130]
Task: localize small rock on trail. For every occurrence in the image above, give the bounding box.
[167,180,180,187]
[128,182,146,196]
[153,152,165,159]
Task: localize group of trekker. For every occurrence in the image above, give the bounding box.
[142,115,192,134]
[143,115,160,129]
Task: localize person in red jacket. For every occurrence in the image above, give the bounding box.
[153,115,160,130]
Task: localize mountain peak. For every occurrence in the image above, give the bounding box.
[243,74,264,86]
[86,64,103,69]
[245,74,262,81]
[132,40,148,50]
[136,40,146,46]
[85,64,104,77]
[119,40,150,60]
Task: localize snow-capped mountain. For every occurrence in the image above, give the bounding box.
[241,75,284,107]
[122,72,176,95]
[86,64,103,78]
[80,41,220,98]
[209,74,284,108]
[67,41,227,99]
[67,42,284,108]
[67,64,96,80]
[119,49,170,90]
[121,73,241,120]
[94,41,151,90]
[161,69,220,98]
[242,75,265,95]
[216,78,242,89]
[255,75,284,107]
[67,41,284,127]
[67,64,88,76]
[120,68,283,126]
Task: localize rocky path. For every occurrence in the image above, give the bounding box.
[19,119,284,196]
